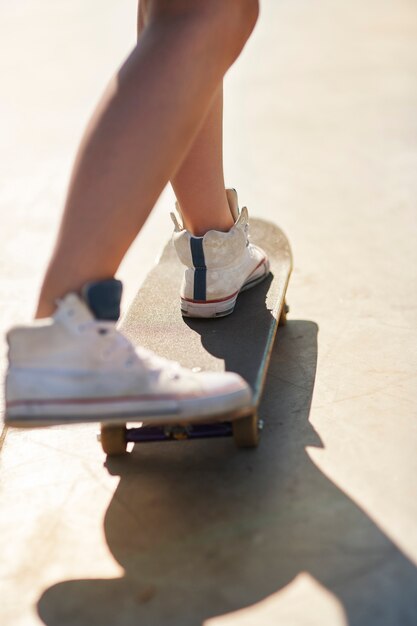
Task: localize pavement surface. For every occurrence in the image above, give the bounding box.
[1,1,417,625]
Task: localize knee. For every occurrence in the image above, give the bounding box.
[224,0,260,61]
[224,1,260,39]
[237,0,260,37]
[148,0,259,66]
[198,0,260,60]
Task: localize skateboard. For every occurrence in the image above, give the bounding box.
[99,218,292,456]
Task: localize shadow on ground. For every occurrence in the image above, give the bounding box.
[38,321,417,625]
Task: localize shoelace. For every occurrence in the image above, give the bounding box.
[135,345,181,378]
[81,321,182,377]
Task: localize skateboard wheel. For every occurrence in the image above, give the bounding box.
[232,413,260,448]
[279,301,289,326]
[100,424,127,456]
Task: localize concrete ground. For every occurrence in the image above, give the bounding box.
[1,0,417,624]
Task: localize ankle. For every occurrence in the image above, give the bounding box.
[35,299,59,319]
[182,196,235,236]
[35,278,122,320]
[186,216,234,237]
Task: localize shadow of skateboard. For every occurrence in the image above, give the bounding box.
[38,319,417,626]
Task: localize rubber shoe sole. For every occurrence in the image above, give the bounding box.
[181,258,270,318]
[5,382,252,428]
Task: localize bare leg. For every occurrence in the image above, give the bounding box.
[139,2,233,236]
[36,0,259,317]
[171,87,234,236]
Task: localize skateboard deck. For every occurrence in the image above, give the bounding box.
[100,218,292,455]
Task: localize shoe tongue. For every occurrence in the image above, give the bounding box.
[81,279,123,321]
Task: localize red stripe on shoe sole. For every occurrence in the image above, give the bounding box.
[6,384,244,408]
[182,291,239,305]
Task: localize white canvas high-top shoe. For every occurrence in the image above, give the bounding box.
[172,189,270,318]
[4,279,251,427]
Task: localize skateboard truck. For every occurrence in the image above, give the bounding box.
[97,422,233,445]
[98,413,263,455]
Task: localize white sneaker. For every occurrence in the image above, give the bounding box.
[171,189,270,318]
[4,280,251,427]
